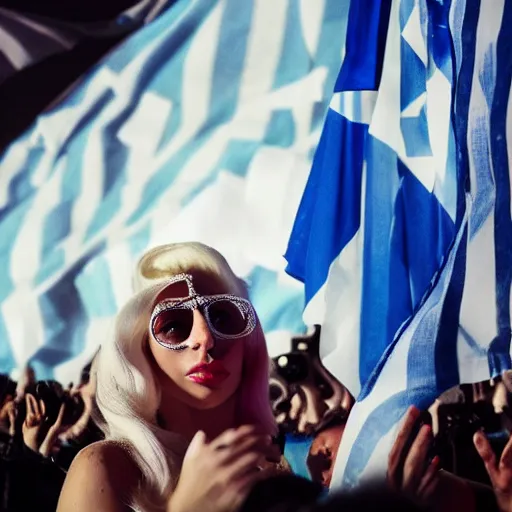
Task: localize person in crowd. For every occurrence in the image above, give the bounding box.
[58,242,286,512]
[474,429,512,512]
[306,413,346,487]
[0,357,101,511]
[388,406,502,512]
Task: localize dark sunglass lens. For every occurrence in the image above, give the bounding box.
[153,309,193,344]
[208,300,247,336]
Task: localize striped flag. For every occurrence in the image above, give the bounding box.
[0,0,348,384]
[285,0,512,488]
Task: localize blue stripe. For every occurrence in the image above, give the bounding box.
[335,0,392,92]
[204,0,252,128]
[0,315,16,374]
[0,144,41,219]
[311,0,350,131]
[264,109,295,148]
[452,0,480,227]
[75,256,118,317]
[426,0,453,81]
[107,0,208,74]
[359,145,455,390]
[433,225,467,393]
[342,392,416,487]
[359,138,398,391]
[85,126,129,241]
[345,212,470,484]
[271,1,310,91]
[128,220,152,259]
[284,110,367,303]
[488,1,512,376]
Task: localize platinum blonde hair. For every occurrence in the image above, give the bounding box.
[95,242,276,511]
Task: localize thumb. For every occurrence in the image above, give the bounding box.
[474,431,498,481]
[185,430,207,458]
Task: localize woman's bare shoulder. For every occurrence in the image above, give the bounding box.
[76,440,139,466]
[57,440,141,512]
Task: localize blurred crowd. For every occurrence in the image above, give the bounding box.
[0,358,102,511]
[1,327,512,511]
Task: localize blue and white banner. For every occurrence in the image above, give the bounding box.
[0,0,349,384]
[285,0,512,488]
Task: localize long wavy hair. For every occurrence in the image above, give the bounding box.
[94,242,276,511]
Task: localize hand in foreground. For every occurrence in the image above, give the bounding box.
[169,425,280,512]
[474,430,512,512]
[387,406,440,504]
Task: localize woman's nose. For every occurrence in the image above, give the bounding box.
[190,309,215,352]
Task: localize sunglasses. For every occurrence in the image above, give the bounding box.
[150,274,257,351]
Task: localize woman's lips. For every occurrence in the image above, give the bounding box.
[187,361,229,386]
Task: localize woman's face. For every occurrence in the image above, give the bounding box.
[148,270,246,410]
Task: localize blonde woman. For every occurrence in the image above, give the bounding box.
[58,243,284,512]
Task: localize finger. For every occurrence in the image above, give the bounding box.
[53,403,66,428]
[25,394,35,416]
[474,431,498,483]
[403,424,432,493]
[225,450,262,480]
[388,406,420,487]
[217,434,271,464]
[28,394,40,417]
[7,408,16,435]
[500,433,512,469]
[39,399,46,418]
[416,456,440,499]
[210,425,261,450]
[185,430,207,458]
[24,413,34,428]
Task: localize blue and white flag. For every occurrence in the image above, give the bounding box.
[0,0,349,383]
[285,0,512,487]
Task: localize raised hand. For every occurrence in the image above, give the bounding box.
[387,406,440,504]
[14,366,35,404]
[39,402,66,457]
[59,387,92,443]
[474,431,512,512]
[169,425,279,512]
[22,393,45,452]
[0,399,17,437]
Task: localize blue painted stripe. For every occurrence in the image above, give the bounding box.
[284,109,367,304]
[359,138,399,392]
[452,0,480,228]
[271,1,310,92]
[488,0,512,376]
[358,141,455,391]
[311,0,350,131]
[203,0,252,129]
[335,0,392,92]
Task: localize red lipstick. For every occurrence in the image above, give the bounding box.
[186,361,229,386]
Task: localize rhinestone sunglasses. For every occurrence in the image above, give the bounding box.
[149,273,257,351]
